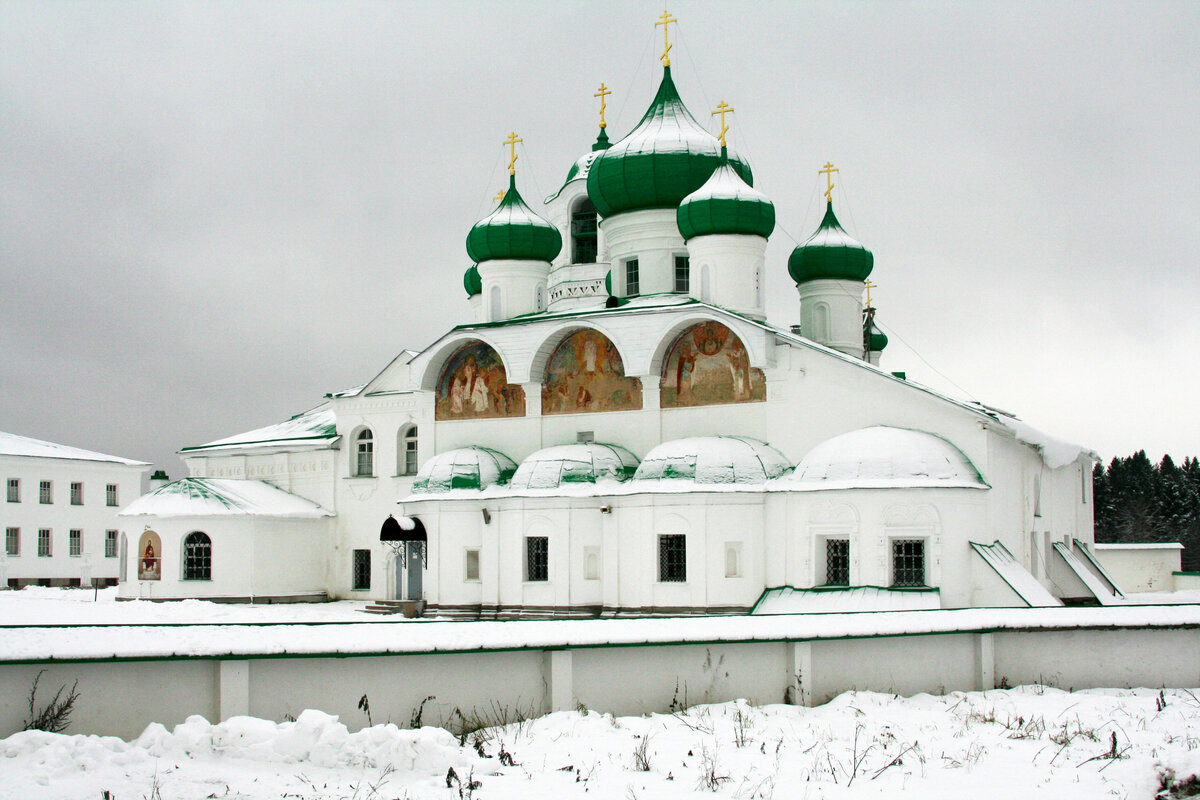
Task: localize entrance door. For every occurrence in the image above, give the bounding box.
[406,543,423,601]
[393,552,404,600]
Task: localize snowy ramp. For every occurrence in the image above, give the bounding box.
[1052,542,1123,605]
[970,541,1062,607]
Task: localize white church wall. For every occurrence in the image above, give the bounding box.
[1092,543,1183,593]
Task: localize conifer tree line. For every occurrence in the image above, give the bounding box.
[1093,452,1200,571]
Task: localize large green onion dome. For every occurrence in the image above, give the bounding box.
[586,67,752,218]
[463,264,482,297]
[788,202,874,283]
[466,174,562,263]
[546,128,611,202]
[677,148,775,240]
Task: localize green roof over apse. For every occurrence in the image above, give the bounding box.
[464,264,482,297]
[677,148,775,241]
[466,174,562,264]
[788,202,874,283]
[586,67,752,219]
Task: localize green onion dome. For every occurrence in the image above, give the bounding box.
[868,323,888,351]
[677,148,775,240]
[788,202,874,283]
[604,270,612,295]
[463,264,482,297]
[466,174,562,263]
[546,128,611,202]
[586,67,752,218]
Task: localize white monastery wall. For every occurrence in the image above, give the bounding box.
[1092,544,1183,593]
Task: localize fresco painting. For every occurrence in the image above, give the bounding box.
[661,321,766,407]
[542,330,643,415]
[436,342,526,421]
[138,529,162,581]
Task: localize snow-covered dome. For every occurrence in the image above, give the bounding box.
[790,426,988,489]
[466,174,562,264]
[509,443,639,490]
[546,128,611,202]
[411,446,518,494]
[788,201,873,283]
[586,67,752,218]
[632,436,791,485]
[677,151,775,241]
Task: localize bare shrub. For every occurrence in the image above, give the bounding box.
[22,669,80,733]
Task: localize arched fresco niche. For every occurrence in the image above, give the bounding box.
[137,528,162,581]
[661,321,766,408]
[435,341,526,421]
[542,329,643,415]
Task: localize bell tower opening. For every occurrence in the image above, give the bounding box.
[570,198,599,263]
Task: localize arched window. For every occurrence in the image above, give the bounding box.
[399,425,419,476]
[700,265,712,302]
[570,198,598,263]
[183,531,211,581]
[355,429,374,477]
[490,286,502,321]
[813,303,831,342]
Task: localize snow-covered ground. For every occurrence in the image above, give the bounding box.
[3,688,1199,799]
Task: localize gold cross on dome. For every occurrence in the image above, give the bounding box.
[655,10,676,67]
[504,131,523,175]
[594,83,611,128]
[711,101,734,148]
[819,162,839,203]
[494,189,506,204]
[865,280,877,308]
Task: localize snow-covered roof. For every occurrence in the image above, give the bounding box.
[970,541,1062,607]
[181,404,338,454]
[681,162,771,204]
[788,426,989,490]
[0,431,149,467]
[633,436,791,485]
[509,443,639,490]
[119,478,333,519]
[410,446,517,494]
[1094,542,1185,550]
[751,586,941,614]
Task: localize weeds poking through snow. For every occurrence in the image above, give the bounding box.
[22,669,80,733]
[357,693,372,727]
[631,734,652,772]
[696,743,729,791]
[409,695,436,729]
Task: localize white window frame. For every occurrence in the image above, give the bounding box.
[39,481,52,504]
[6,478,18,503]
[353,429,374,477]
[105,530,118,558]
[674,254,690,293]
[624,258,639,297]
[5,527,18,557]
[70,482,84,506]
[37,529,51,557]
[69,529,82,557]
[399,425,419,476]
[106,483,118,507]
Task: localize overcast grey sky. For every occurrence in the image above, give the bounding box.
[2,0,1198,477]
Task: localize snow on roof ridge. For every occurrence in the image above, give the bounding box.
[0,431,149,466]
[181,403,337,453]
[119,477,334,518]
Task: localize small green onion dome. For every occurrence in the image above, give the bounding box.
[788,202,874,283]
[463,264,482,297]
[604,270,612,295]
[587,67,752,218]
[467,174,562,263]
[547,128,611,202]
[868,324,889,351]
[677,148,775,241]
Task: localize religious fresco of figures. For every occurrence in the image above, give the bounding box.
[435,341,526,421]
[138,528,162,581]
[661,321,766,408]
[542,329,643,415]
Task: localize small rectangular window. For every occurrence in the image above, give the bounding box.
[658,534,686,582]
[105,530,118,558]
[525,536,548,582]
[69,529,82,557]
[674,255,690,292]
[7,479,19,503]
[38,529,51,557]
[106,484,118,507]
[5,528,18,556]
[625,258,640,297]
[352,549,371,590]
[40,481,52,504]
[825,539,850,586]
[70,482,84,505]
[891,539,926,587]
[464,548,480,582]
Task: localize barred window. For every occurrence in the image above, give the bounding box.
[674,255,690,293]
[183,531,212,580]
[38,529,51,557]
[658,534,686,582]
[106,483,118,507]
[105,530,118,558]
[5,528,18,556]
[40,481,52,504]
[625,258,640,297]
[6,478,18,503]
[525,536,548,582]
[352,549,371,590]
[825,539,850,586]
[69,529,82,557]
[892,539,926,587]
[355,430,374,477]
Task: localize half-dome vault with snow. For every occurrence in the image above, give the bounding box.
[122,13,1101,617]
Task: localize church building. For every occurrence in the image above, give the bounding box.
[117,15,1112,615]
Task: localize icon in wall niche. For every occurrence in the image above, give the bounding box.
[543,329,643,415]
[138,528,162,581]
[435,341,526,420]
[661,321,765,407]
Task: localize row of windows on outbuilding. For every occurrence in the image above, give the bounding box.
[351,426,419,478]
[6,478,119,505]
